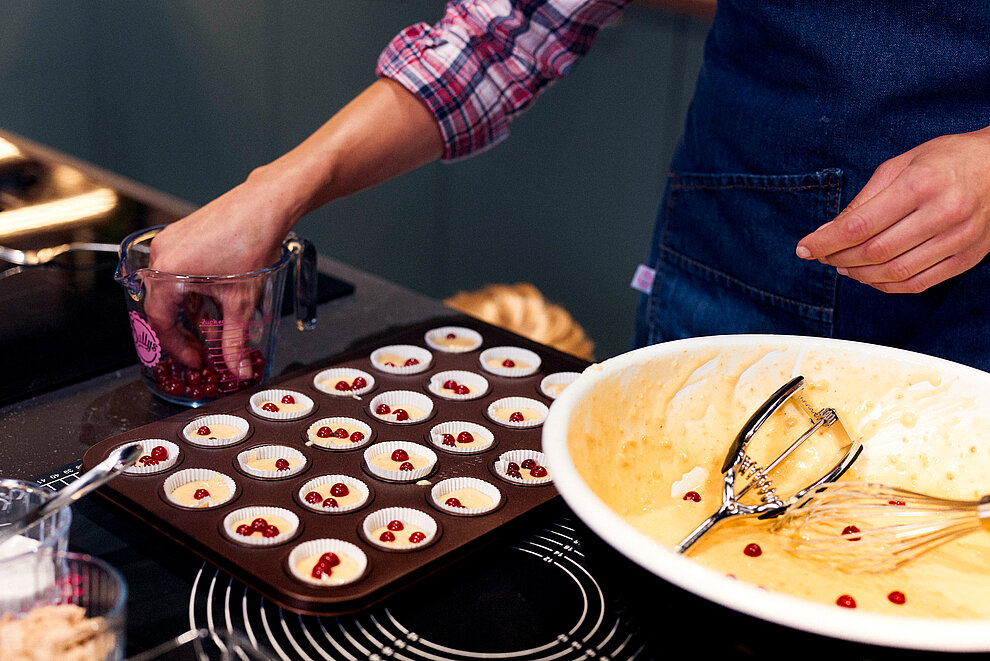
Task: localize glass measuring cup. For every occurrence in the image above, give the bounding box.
[115,225,316,407]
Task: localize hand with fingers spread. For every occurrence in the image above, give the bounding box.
[796,126,990,293]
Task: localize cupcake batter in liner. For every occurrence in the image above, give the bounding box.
[430,477,502,516]
[304,417,373,450]
[363,442,438,483]
[539,371,582,399]
[479,346,541,377]
[424,326,483,353]
[288,538,368,587]
[222,506,299,546]
[163,468,238,509]
[235,445,307,479]
[297,474,371,514]
[368,390,434,425]
[486,396,549,428]
[362,507,439,551]
[312,367,375,397]
[369,344,433,375]
[181,414,251,447]
[122,439,180,475]
[427,421,495,454]
[427,370,490,401]
[248,389,315,421]
[494,449,552,486]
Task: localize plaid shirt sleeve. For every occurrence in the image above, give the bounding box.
[376,0,631,161]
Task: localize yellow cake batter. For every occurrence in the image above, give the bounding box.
[567,345,990,619]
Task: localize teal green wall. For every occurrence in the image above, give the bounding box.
[0,1,710,359]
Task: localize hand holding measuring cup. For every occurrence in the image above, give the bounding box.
[115,218,316,407]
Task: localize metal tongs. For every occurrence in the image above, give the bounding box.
[674,375,863,554]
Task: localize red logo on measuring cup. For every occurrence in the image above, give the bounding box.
[129,311,161,367]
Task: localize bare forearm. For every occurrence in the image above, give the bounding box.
[250,77,444,229]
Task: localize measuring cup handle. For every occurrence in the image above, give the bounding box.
[286,234,317,331]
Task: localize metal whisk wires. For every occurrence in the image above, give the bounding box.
[674,375,862,554]
[774,481,990,573]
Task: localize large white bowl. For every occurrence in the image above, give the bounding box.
[542,334,990,652]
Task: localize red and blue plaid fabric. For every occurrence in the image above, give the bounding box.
[377,0,630,161]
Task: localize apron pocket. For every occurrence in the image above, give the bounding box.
[645,169,843,344]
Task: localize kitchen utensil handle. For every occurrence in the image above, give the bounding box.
[286,235,317,331]
[0,444,142,545]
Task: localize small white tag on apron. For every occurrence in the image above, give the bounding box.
[630,264,655,294]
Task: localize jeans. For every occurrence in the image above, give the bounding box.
[635,1,990,371]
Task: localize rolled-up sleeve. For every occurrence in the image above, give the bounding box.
[377,0,630,161]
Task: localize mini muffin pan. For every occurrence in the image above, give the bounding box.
[82,316,588,616]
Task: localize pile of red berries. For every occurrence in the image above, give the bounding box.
[310,552,340,579]
[441,379,471,395]
[149,351,267,400]
[235,516,280,538]
[314,426,365,443]
[138,445,169,466]
[440,431,475,447]
[378,520,426,544]
[505,458,547,479]
[334,376,368,392]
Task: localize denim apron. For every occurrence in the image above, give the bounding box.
[634,1,990,371]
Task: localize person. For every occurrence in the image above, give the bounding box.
[149,1,990,374]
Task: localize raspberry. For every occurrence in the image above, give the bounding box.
[304,491,322,504]
[262,402,279,412]
[322,497,339,508]
[393,408,410,421]
[330,483,349,497]
[683,491,701,502]
[379,531,396,542]
[508,412,525,422]
[352,377,367,388]
[350,431,365,443]
[281,394,295,404]
[457,431,474,444]
[251,518,268,531]
[836,595,857,608]
[743,543,762,557]
[391,449,409,462]
[236,524,253,536]
[441,433,456,447]
[316,426,333,438]
[262,525,280,538]
[193,489,210,500]
[376,404,391,415]
[387,520,404,531]
[319,553,340,568]
[335,380,352,391]
[409,532,426,543]
[445,497,464,508]
[197,426,212,437]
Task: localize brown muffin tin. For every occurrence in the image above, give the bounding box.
[82,317,587,615]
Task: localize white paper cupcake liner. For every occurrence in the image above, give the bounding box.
[431,477,502,516]
[249,389,315,421]
[288,538,368,587]
[362,507,439,551]
[427,370,490,401]
[369,344,433,375]
[304,417,373,450]
[479,346,541,377]
[181,414,250,447]
[297,474,371,514]
[312,368,375,397]
[486,397,549,428]
[121,439,180,475]
[427,421,495,454]
[363,441,438,483]
[368,390,434,425]
[236,445,307,479]
[163,468,238,508]
[423,326,483,353]
[222,506,299,546]
[494,450,553,486]
[539,371,582,400]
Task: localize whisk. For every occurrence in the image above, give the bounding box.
[774,481,990,573]
[674,375,863,553]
